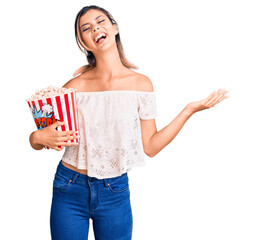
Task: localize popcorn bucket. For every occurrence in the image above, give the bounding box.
[26,89,79,149]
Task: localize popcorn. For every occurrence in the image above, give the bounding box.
[27,85,76,101]
[26,86,79,149]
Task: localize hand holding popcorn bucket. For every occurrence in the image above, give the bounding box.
[26,86,80,149]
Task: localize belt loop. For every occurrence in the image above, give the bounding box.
[103,179,110,187]
[71,173,79,184]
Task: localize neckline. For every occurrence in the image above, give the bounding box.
[76,90,155,94]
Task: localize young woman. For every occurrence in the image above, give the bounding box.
[29,5,229,240]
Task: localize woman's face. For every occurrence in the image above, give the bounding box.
[79,9,118,53]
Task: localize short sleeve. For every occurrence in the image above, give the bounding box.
[137,92,157,120]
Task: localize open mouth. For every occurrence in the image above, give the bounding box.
[94,33,107,44]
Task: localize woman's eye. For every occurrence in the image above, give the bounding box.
[82,26,89,32]
[82,20,105,32]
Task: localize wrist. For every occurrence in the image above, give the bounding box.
[184,104,195,117]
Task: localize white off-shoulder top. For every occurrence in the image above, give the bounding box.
[61,90,157,179]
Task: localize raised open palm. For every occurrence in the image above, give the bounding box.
[187,88,229,114]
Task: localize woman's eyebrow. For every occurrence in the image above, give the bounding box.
[81,15,104,28]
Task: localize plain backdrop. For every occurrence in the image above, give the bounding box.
[1,0,255,239]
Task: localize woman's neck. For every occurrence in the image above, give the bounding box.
[93,45,127,80]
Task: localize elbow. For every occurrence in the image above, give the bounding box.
[29,131,44,151]
[145,149,156,158]
[144,145,157,158]
[147,153,155,158]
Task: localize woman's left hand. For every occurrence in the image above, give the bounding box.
[186,88,229,114]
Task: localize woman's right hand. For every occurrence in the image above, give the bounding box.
[32,121,80,151]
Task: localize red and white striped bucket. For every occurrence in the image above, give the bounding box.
[26,90,79,149]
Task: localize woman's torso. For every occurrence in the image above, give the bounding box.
[62,67,143,176]
[61,160,89,175]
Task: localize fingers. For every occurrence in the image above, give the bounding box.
[212,94,229,106]
[56,132,77,141]
[52,120,65,128]
[59,134,80,142]
[51,121,79,136]
[59,130,78,136]
[49,141,79,151]
[51,146,64,151]
[53,134,80,148]
[51,121,79,138]
[57,131,80,141]
[46,144,62,151]
[55,141,79,147]
[206,91,217,100]
[205,88,229,106]
[202,91,217,106]
[49,120,66,131]
[206,89,222,105]
[210,89,229,106]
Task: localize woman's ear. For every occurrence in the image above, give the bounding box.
[83,45,91,52]
[113,24,119,35]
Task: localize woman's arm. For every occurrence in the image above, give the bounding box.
[29,121,79,151]
[146,105,193,157]
[29,131,44,150]
[144,88,229,157]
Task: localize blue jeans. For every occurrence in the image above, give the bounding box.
[50,160,133,240]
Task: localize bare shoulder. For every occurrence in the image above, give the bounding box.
[62,71,90,90]
[132,71,154,92]
[62,76,79,89]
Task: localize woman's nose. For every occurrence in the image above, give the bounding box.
[93,26,99,32]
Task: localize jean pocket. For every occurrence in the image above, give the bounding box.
[53,173,72,192]
[107,174,129,193]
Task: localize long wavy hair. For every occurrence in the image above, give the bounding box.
[73,5,138,76]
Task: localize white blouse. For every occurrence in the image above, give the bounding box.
[61,90,157,179]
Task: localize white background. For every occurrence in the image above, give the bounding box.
[1,0,255,239]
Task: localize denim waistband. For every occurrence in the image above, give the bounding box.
[56,160,128,186]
